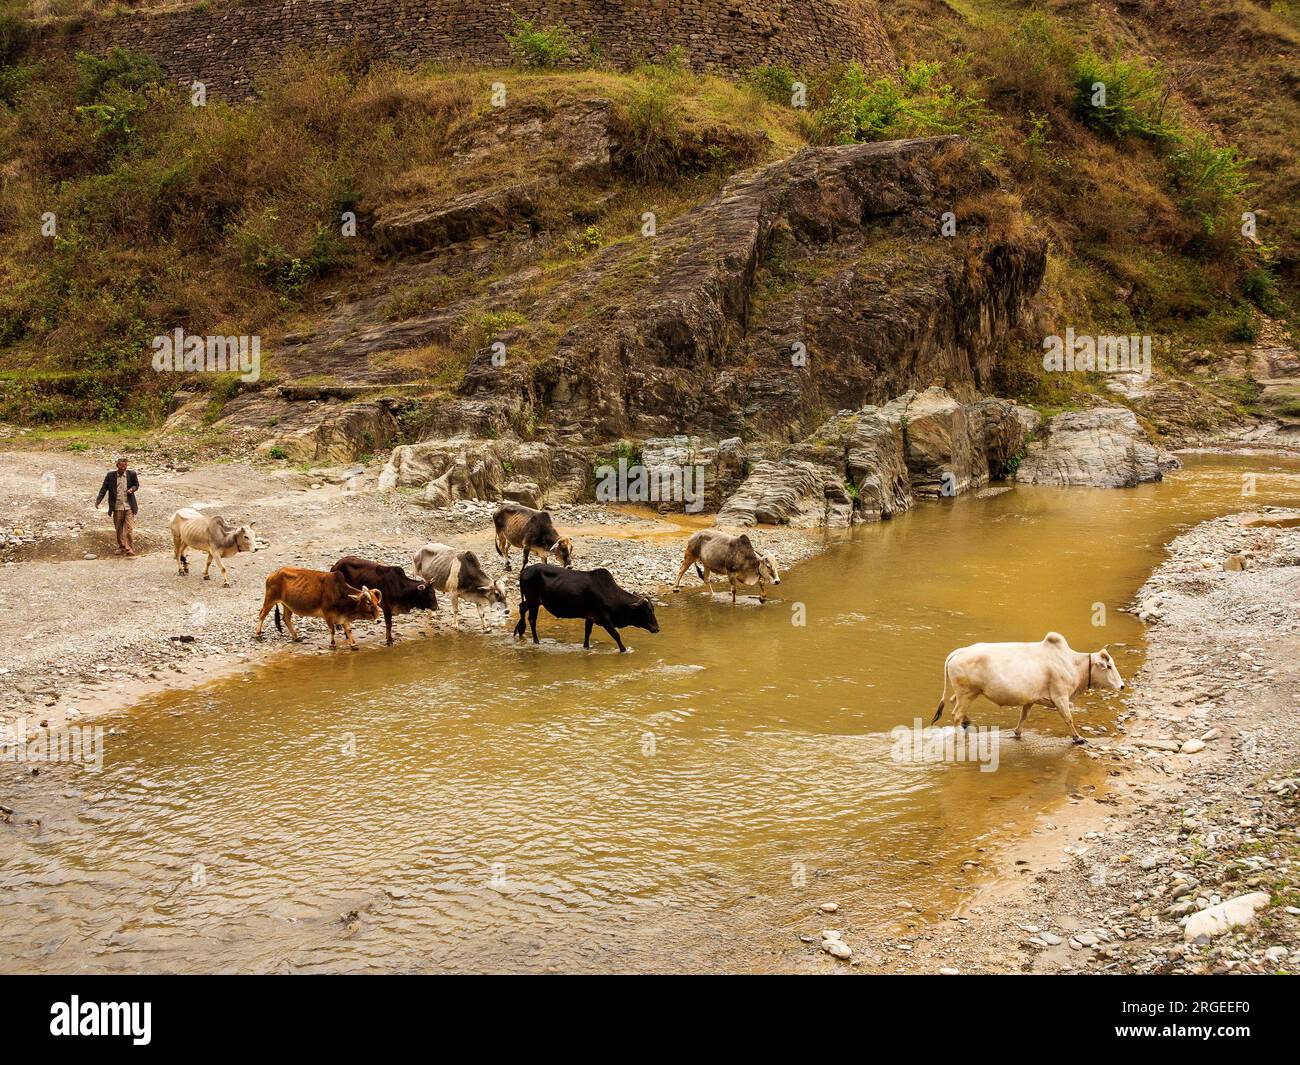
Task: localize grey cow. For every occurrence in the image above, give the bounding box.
[672,529,780,604]
[412,542,508,631]
[169,506,256,588]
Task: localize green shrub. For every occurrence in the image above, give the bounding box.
[1071,51,1173,140]
[1228,302,1260,342]
[504,18,574,69]
[806,61,990,145]
[745,64,798,105]
[1166,133,1254,240]
[1243,266,1283,315]
[615,79,681,182]
[74,48,165,103]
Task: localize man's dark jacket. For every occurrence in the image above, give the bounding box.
[96,470,139,515]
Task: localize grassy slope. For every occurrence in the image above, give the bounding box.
[0,0,1296,437]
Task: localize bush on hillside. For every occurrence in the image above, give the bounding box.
[1072,50,1173,140]
[504,17,576,69]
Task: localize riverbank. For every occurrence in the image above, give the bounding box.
[0,448,825,738]
[874,507,1300,975]
[3,448,1299,976]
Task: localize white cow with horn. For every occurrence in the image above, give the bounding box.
[930,632,1125,744]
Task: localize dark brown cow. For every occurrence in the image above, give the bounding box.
[330,556,438,645]
[493,503,572,571]
[254,567,382,650]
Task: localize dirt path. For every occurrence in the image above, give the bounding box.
[0,447,822,736]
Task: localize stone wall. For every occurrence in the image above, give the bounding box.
[42,0,897,97]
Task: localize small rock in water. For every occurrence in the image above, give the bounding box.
[819,902,839,913]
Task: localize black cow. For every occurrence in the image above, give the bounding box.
[515,563,659,652]
[331,556,438,645]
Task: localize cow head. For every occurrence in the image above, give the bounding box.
[618,595,659,634]
[758,551,780,586]
[351,586,383,620]
[1091,648,1124,691]
[234,525,256,553]
[412,580,438,611]
[552,537,574,567]
[486,577,509,607]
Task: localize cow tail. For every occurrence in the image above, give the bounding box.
[274,604,282,633]
[930,653,954,725]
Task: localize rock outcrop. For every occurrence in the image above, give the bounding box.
[449,136,1047,442]
[1015,407,1180,488]
[718,388,1038,527]
[378,437,589,507]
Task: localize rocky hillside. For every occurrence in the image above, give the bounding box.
[0,0,1297,518]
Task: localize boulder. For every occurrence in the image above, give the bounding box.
[1183,892,1271,942]
[970,397,1041,477]
[883,387,987,497]
[1015,406,1180,488]
[716,460,853,528]
[378,438,588,507]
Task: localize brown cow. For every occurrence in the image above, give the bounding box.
[254,567,382,650]
[493,503,572,571]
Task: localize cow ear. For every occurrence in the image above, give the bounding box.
[371,589,382,603]
[737,534,753,549]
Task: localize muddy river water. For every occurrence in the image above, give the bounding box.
[3,454,1299,973]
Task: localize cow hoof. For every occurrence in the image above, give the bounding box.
[1073,737,1088,746]
[203,575,210,581]
[1012,732,1023,740]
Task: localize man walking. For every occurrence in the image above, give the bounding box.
[95,457,139,556]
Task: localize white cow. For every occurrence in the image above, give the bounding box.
[412,542,508,631]
[930,632,1125,744]
[168,507,256,588]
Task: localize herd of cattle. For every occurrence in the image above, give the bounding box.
[170,502,776,652]
[168,501,1126,744]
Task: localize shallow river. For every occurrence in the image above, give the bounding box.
[3,453,1299,973]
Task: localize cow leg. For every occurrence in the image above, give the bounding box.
[514,602,527,638]
[521,547,532,570]
[497,533,512,571]
[451,593,462,630]
[217,554,231,588]
[1013,704,1032,739]
[757,578,766,604]
[672,552,695,592]
[601,622,627,653]
[951,691,974,730]
[476,602,490,633]
[202,552,213,581]
[282,609,301,642]
[731,578,738,606]
[254,596,274,637]
[528,604,540,644]
[583,618,594,648]
[1052,697,1086,744]
[173,531,186,576]
[384,608,394,646]
[342,620,359,650]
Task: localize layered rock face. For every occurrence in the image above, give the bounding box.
[451,136,1048,443]
[1014,407,1181,488]
[379,438,590,508]
[717,387,1040,527]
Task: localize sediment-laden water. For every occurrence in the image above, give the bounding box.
[3,454,1299,973]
